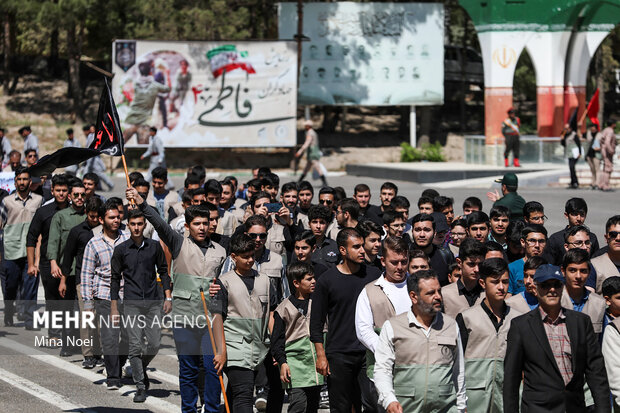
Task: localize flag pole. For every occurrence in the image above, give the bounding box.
[578,89,599,126]
[121,154,133,188]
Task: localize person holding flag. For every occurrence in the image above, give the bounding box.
[502,107,521,167]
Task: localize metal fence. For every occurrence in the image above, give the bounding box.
[464,135,565,165]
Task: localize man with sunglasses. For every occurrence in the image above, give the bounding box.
[218,214,287,412]
[544,198,600,266]
[46,181,88,356]
[589,215,620,294]
[24,148,38,167]
[318,186,339,240]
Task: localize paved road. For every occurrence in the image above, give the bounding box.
[0,170,615,412]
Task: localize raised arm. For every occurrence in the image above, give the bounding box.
[126,187,183,258]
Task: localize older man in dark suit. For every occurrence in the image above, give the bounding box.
[503,264,610,413]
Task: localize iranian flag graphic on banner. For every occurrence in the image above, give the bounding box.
[207,45,256,78]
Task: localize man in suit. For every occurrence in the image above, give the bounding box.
[504,264,610,413]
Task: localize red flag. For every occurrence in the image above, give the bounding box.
[586,88,600,128]
[92,77,124,156]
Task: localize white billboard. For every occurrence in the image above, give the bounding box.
[112,40,298,148]
[279,2,444,106]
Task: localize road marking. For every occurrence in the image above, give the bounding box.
[148,366,180,385]
[0,337,181,413]
[0,366,97,413]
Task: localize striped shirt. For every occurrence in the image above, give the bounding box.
[539,307,573,385]
[80,230,129,308]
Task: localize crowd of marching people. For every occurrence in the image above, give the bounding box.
[1,140,620,412]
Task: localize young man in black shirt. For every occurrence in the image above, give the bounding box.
[310,227,381,413]
[110,209,171,402]
[26,173,70,339]
[308,205,339,268]
[60,196,103,369]
[544,198,600,265]
[410,213,455,286]
[356,220,383,271]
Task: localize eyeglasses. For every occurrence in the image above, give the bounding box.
[27,154,37,158]
[318,199,333,205]
[608,231,620,240]
[567,240,591,247]
[248,232,268,240]
[525,238,547,246]
[72,193,86,198]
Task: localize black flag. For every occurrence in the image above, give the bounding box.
[91,77,124,156]
[28,77,124,177]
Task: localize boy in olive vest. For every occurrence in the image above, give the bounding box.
[456,258,522,412]
[602,276,620,409]
[272,262,322,413]
[561,248,606,336]
[219,233,277,412]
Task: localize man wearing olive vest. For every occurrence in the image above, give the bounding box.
[442,238,486,318]
[355,236,410,379]
[374,269,467,413]
[218,233,278,412]
[126,188,227,413]
[561,248,607,408]
[219,214,287,413]
[561,249,606,336]
[589,215,620,294]
[456,258,522,412]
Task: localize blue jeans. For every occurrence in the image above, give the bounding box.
[3,258,38,328]
[173,327,220,413]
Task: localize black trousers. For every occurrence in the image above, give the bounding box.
[504,135,520,159]
[226,366,258,413]
[255,350,285,413]
[59,275,78,349]
[326,351,380,413]
[40,260,62,337]
[569,157,579,186]
[287,386,320,413]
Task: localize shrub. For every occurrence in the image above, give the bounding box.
[400,142,445,162]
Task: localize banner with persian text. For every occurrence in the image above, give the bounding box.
[112,40,297,148]
[279,2,444,106]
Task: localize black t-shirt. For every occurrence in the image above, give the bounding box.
[310,264,381,355]
[427,244,454,286]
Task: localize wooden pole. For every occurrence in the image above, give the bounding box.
[200,287,231,413]
[120,153,135,205]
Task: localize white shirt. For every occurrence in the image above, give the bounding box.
[374,310,467,412]
[355,274,410,353]
[602,323,620,408]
